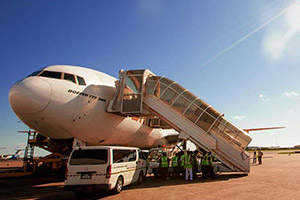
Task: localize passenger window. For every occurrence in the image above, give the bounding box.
[128,150,137,161]
[39,71,62,79]
[64,73,76,84]
[77,76,86,86]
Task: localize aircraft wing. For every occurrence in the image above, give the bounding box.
[163,127,286,144]
[243,126,286,133]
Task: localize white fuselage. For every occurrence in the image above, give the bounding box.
[9,65,168,149]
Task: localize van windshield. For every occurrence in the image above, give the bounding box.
[70,149,108,165]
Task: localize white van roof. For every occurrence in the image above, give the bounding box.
[73,146,140,150]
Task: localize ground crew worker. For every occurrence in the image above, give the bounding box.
[179,151,185,177]
[160,152,169,179]
[207,152,215,178]
[201,152,210,178]
[192,150,199,177]
[146,155,151,174]
[253,151,257,164]
[172,153,180,178]
[184,151,193,181]
[258,149,263,165]
[153,152,159,162]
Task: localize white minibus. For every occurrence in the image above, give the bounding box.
[64,146,146,194]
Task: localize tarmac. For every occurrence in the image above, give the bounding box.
[0,151,300,200]
[0,159,23,169]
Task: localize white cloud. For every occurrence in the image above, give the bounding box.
[288,109,294,114]
[282,91,299,98]
[259,94,269,101]
[233,115,246,120]
[262,3,300,60]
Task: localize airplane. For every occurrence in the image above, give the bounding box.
[9,65,173,154]
[0,149,23,160]
[0,147,6,159]
[9,65,285,155]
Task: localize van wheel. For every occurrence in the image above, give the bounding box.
[137,171,144,185]
[113,176,123,194]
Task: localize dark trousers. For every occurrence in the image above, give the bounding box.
[173,167,180,178]
[201,165,210,178]
[180,166,185,177]
[202,165,215,178]
[193,165,198,177]
[258,156,262,164]
[160,167,168,178]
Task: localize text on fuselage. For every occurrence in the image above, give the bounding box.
[67,89,106,102]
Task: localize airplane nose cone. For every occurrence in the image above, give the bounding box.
[9,78,51,114]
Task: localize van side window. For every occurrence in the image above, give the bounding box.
[128,150,137,161]
[138,150,147,160]
[113,150,136,163]
[64,73,76,84]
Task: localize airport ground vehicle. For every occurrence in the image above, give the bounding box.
[64,146,146,194]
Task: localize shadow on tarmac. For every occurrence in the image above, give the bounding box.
[0,175,114,200]
[38,191,113,200]
[126,173,248,190]
[0,173,247,200]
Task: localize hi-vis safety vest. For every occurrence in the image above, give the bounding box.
[184,155,193,169]
[172,156,179,167]
[201,155,210,166]
[161,156,168,168]
[180,155,185,166]
[210,156,213,164]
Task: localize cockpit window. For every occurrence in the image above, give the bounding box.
[64,73,76,84]
[36,70,86,85]
[39,71,62,79]
[77,76,86,86]
[27,70,42,77]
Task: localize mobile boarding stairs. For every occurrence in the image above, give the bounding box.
[107,69,252,173]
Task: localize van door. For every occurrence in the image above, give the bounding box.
[67,149,108,186]
[112,149,137,185]
[125,149,138,184]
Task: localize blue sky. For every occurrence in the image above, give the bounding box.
[1,0,300,155]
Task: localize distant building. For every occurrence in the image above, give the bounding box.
[247,146,259,151]
[269,146,281,149]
